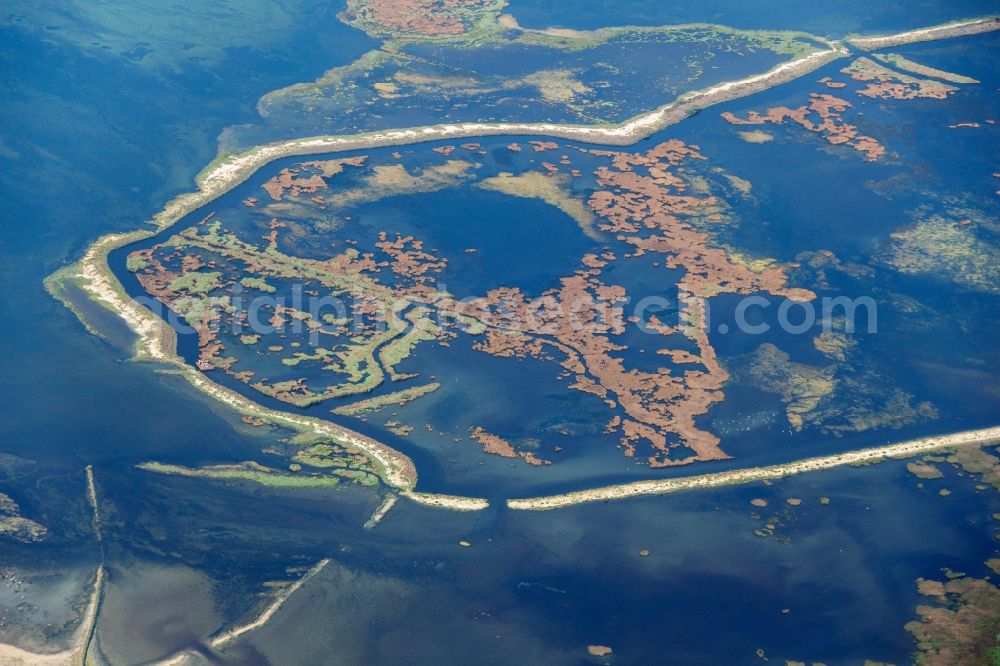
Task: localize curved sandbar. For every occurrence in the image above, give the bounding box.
[44,17,996,508]
[848,16,1000,51]
[43,46,841,502]
[507,426,1000,511]
[198,47,843,189]
[184,370,417,489]
[47,248,418,490]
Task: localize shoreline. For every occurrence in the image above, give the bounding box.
[0,568,104,666]
[210,558,331,650]
[45,246,420,490]
[848,16,1000,51]
[42,16,997,509]
[507,426,1000,510]
[193,46,842,192]
[0,469,106,666]
[180,368,418,489]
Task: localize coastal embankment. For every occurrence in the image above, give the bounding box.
[0,469,106,666]
[210,558,332,650]
[848,16,1000,51]
[402,491,490,511]
[507,426,1000,510]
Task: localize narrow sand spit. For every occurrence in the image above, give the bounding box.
[507,427,1000,510]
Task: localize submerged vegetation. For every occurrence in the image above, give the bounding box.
[901,445,1000,665]
[231,0,826,150]
[741,343,836,431]
[738,340,938,436]
[477,171,600,239]
[879,216,1000,295]
[0,491,46,543]
[332,382,441,416]
[138,458,379,489]
[906,574,1000,665]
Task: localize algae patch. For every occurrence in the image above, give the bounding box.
[738,342,937,435]
[878,215,1000,295]
[478,171,599,239]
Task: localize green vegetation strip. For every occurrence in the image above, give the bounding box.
[332,382,441,416]
[138,461,346,489]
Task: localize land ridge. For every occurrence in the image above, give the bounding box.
[848,16,1000,51]
[507,426,1000,510]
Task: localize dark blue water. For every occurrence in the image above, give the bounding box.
[2,3,999,663]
